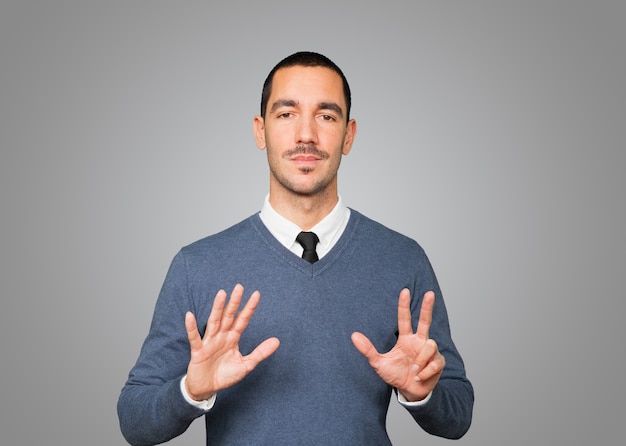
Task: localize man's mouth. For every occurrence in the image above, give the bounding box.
[285,145,329,161]
[292,154,320,161]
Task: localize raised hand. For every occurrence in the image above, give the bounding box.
[351,289,445,402]
[184,284,280,401]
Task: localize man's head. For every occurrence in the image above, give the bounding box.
[260,51,352,122]
[253,52,357,210]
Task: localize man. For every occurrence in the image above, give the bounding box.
[118,51,473,445]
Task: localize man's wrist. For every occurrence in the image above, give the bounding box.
[180,375,216,411]
[397,389,432,407]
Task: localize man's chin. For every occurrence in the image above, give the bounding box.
[271,172,335,198]
[288,182,330,197]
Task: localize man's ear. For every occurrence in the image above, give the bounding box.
[342,119,357,156]
[253,116,266,150]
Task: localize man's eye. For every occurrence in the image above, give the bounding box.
[278,112,292,118]
[321,115,335,121]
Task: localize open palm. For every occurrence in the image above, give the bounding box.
[351,289,445,402]
[184,284,280,402]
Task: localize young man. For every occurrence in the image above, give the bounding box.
[118,51,474,445]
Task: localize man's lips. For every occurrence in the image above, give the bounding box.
[291,155,321,161]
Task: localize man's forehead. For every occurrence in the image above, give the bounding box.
[270,66,346,106]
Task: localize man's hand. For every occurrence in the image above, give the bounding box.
[184,284,280,401]
[351,289,445,402]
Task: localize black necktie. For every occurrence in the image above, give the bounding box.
[296,231,319,263]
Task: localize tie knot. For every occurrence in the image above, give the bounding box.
[296,231,319,263]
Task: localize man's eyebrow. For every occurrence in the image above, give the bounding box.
[269,99,344,119]
[319,102,344,118]
[269,99,297,114]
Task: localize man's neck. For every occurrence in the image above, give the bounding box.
[268,189,339,230]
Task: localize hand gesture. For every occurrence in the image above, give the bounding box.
[184,284,280,401]
[351,289,445,402]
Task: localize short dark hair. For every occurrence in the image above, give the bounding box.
[260,51,352,122]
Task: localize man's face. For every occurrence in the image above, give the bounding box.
[254,65,356,198]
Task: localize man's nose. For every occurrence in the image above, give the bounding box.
[295,115,318,144]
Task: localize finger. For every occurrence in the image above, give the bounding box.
[232,290,261,334]
[206,289,228,337]
[416,351,446,383]
[414,339,440,379]
[220,284,245,331]
[416,291,435,340]
[185,311,202,351]
[351,332,379,362]
[397,288,413,336]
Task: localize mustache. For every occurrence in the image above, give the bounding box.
[284,144,329,159]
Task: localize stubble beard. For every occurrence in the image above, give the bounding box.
[271,166,330,197]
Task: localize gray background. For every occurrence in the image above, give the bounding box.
[1,1,624,445]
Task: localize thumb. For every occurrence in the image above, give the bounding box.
[245,337,281,368]
[351,332,379,361]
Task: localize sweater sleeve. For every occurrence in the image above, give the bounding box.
[117,251,206,445]
[402,375,474,439]
[402,249,474,439]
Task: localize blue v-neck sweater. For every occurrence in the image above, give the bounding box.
[118,210,473,445]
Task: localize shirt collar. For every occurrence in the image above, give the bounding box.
[259,194,350,258]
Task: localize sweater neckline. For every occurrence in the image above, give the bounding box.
[250,209,361,272]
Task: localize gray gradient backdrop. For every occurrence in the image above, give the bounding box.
[1,1,624,445]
